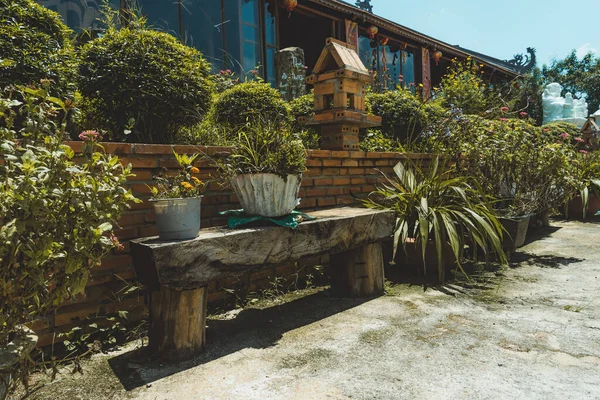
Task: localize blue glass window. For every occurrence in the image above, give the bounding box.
[181,0,224,71]
[37,0,119,31]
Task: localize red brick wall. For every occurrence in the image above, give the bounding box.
[33,142,432,346]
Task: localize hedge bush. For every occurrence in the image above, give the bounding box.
[78,22,213,143]
[0,0,77,99]
[210,81,290,130]
[366,88,431,143]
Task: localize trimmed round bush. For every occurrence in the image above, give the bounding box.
[210,81,290,130]
[0,0,77,98]
[366,89,430,142]
[78,26,213,143]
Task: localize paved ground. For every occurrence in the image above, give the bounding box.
[23,220,600,399]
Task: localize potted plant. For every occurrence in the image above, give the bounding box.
[364,158,507,283]
[150,151,206,240]
[218,122,306,217]
[564,151,600,220]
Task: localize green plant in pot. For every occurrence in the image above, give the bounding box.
[150,151,206,240]
[363,158,506,283]
[564,150,600,220]
[218,122,306,217]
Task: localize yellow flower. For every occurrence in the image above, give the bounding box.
[181,182,193,190]
[190,167,200,174]
[191,177,202,185]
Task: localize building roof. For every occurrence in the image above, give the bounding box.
[309,0,522,77]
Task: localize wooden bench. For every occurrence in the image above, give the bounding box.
[130,207,395,360]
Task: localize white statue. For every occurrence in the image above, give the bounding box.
[542,83,565,124]
[563,92,574,118]
[542,83,588,128]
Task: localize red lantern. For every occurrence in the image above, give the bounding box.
[379,36,389,46]
[433,49,443,66]
[367,25,378,40]
[283,0,297,18]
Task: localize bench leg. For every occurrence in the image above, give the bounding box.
[330,242,385,297]
[149,286,207,361]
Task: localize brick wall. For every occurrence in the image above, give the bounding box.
[33,142,432,347]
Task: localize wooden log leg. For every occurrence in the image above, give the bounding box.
[329,242,385,297]
[149,286,207,361]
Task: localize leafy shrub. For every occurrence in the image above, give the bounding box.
[0,0,77,99]
[436,58,488,114]
[209,82,290,130]
[426,111,572,216]
[366,88,429,142]
[288,91,320,149]
[359,129,404,152]
[541,121,583,147]
[364,158,506,283]
[217,121,306,180]
[0,86,138,339]
[289,91,314,131]
[78,17,213,143]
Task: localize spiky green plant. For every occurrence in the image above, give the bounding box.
[364,157,507,282]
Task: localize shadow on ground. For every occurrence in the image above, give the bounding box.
[108,289,372,391]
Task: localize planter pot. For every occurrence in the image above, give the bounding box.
[499,215,531,252]
[529,211,551,230]
[230,173,301,217]
[0,327,38,400]
[396,239,456,281]
[567,194,600,219]
[151,197,202,240]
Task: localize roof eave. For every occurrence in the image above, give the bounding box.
[308,0,522,78]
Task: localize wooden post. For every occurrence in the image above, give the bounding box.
[148,286,207,361]
[330,242,385,297]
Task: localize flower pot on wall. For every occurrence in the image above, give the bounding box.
[231,173,302,217]
[499,215,531,252]
[151,197,202,240]
[0,327,38,400]
[567,194,600,219]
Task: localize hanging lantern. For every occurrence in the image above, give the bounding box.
[283,0,297,18]
[379,36,389,46]
[433,49,443,66]
[367,25,378,39]
[399,41,408,51]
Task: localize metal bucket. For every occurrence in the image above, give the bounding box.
[151,197,202,240]
[231,173,301,217]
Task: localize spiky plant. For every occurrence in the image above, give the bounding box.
[364,157,507,282]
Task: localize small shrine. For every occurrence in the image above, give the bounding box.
[581,110,600,149]
[300,37,381,150]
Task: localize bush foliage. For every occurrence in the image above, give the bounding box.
[210,82,290,130]
[0,0,77,99]
[78,18,213,143]
[0,86,137,338]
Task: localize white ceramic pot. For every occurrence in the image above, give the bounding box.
[231,173,301,217]
[151,197,202,240]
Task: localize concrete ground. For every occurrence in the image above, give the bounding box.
[23,220,600,400]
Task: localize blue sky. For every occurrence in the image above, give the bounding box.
[368,0,598,67]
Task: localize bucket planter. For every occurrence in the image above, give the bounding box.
[499,215,531,252]
[151,197,202,240]
[0,328,38,400]
[566,194,600,219]
[231,173,301,217]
